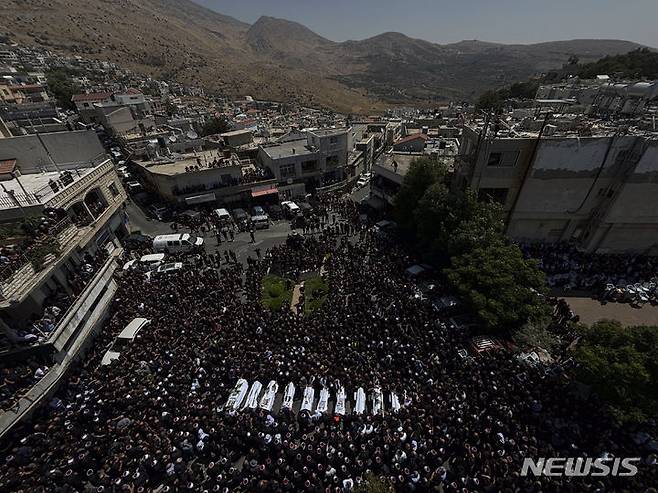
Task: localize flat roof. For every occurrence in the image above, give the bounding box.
[0,166,98,206]
[309,127,349,137]
[261,140,316,160]
[137,150,241,176]
[220,129,253,137]
[375,152,421,177]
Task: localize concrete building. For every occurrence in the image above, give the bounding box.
[71,92,113,123]
[135,149,277,206]
[257,128,352,197]
[456,120,658,253]
[221,129,254,148]
[370,152,423,209]
[392,133,429,153]
[0,130,127,392]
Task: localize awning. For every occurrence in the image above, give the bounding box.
[251,187,278,198]
[185,193,216,205]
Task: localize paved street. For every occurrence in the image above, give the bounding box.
[124,183,371,265]
[125,198,294,264]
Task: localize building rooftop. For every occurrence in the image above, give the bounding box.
[136,150,241,176]
[71,92,112,102]
[0,165,99,209]
[375,152,422,177]
[260,139,316,160]
[308,127,349,137]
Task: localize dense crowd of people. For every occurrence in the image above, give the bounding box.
[0,201,656,492]
[4,250,109,348]
[520,241,658,301]
[0,249,110,411]
[0,209,69,282]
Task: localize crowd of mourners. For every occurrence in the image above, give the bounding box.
[520,242,658,302]
[0,209,69,282]
[5,250,109,348]
[0,250,110,411]
[0,198,656,492]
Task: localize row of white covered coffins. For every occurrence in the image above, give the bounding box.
[223,379,407,416]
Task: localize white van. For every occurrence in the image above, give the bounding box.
[152,233,203,253]
[101,318,151,366]
[214,208,231,223]
[281,201,301,218]
[252,214,270,230]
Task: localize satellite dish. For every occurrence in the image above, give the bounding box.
[187,130,199,140]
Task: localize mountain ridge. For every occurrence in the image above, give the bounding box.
[1,0,651,112]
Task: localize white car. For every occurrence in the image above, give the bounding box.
[101,318,151,366]
[356,173,371,188]
[122,253,166,271]
[155,262,183,274]
[145,262,183,280]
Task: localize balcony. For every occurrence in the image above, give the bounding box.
[0,198,124,305]
[0,251,121,438]
[0,155,111,212]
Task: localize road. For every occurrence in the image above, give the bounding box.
[124,184,370,264]
[125,198,294,263]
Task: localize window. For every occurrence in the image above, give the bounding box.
[487,151,518,167]
[487,152,501,167]
[280,163,296,179]
[326,155,339,167]
[478,188,509,204]
[302,160,318,173]
[108,183,119,197]
[330,136,338,144]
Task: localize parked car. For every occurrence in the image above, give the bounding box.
[153,234,203,253]
[146,262,184,280]
[124,232,153,249]
[267,204,283,220]
[252,206,267,218]
[156,262,183,274]
[281,201,301,218]
[125,181,143,193]
[101,318,151,366]
[356,173,371,189]
[149,205,171,221]
[252,214,270,230]
[214,208,231,224]
[232,208,249,228]
[122,253,165,271]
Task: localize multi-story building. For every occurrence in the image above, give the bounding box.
[257,128,353,197]
[134,148,277,206]
[370,152,422,210]
[0,130,128,435]
[455,118,658,253]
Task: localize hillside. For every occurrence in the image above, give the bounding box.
[1,0,650,112]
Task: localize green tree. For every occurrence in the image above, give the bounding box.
[475,89,508,113]
[412,186,504,265]
[200,116,230,137]
[574,320,658,422]
[446,192,504,256]
[577,48,658,79]
[46,68,81,111]
[445,242,548,333]
[392,157,446,237]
